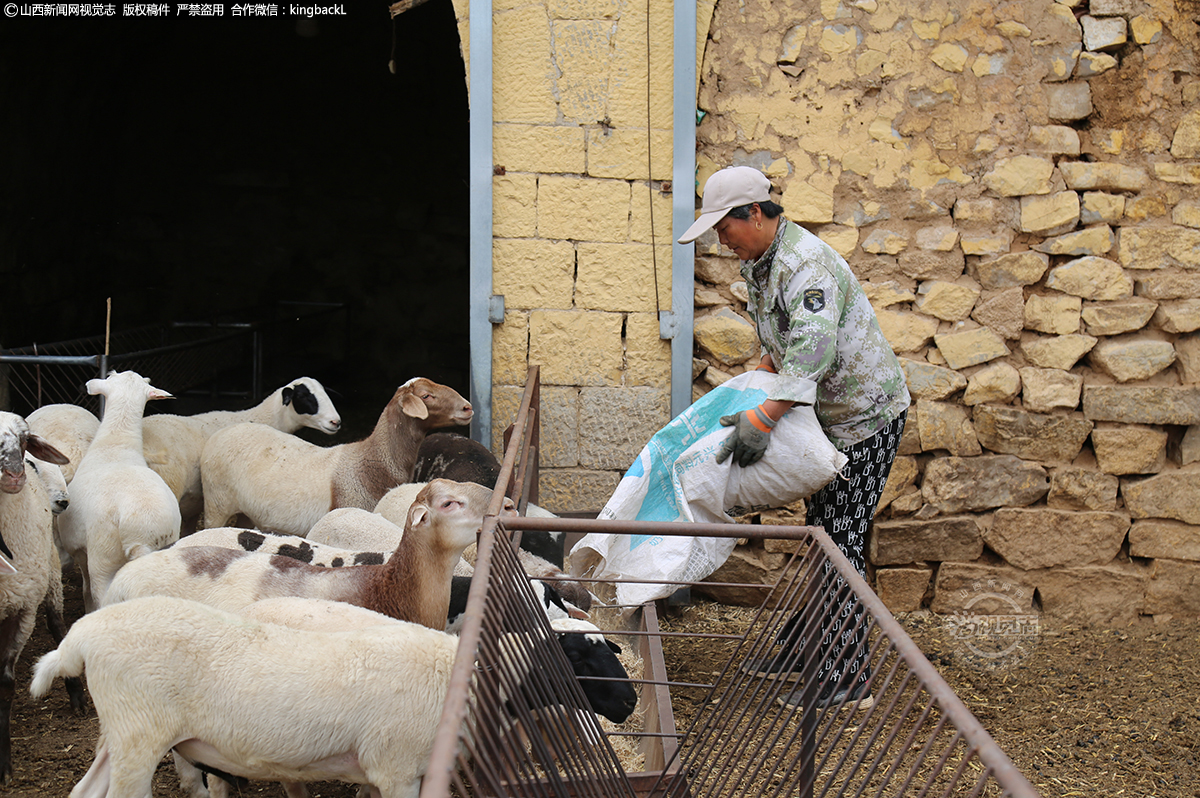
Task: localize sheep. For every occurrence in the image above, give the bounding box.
[24,454,72,570]
[0,412,85,783]
[310,481,592,611]
[243,597,632,723]
[445,574,589,633]
[413,431,501,487]
[23,413,84,568]
[169,525,588,630]
[20,454,79,682]
[172,526,475,575]
[307,506,412,553]
[187,597,628,798]
[230,599,621,715]
[104,479,511,631]
[412,433,567,567]
[25,403,100,484]
[199,377,473,536]
[30,595,458,798]
[55,371,182,612]
[142,376,342,526]
[24,457,69,516]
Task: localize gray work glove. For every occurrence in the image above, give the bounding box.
[714,405,777,467]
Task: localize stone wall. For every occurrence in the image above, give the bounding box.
[452,0,1199,622]
[689,0,1200,623]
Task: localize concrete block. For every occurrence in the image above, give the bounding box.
[529,310,624,386]
[576,242,672,312]
[492,238,577,309]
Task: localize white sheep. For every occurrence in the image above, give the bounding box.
[0,412,86,782]
[183,597,624,798]
[311,482,592,611]
[26,403,100,484]
[27,403,110,569]
[307,506,412,553]
[30,595,458,798]
[142,376,342,526]
[104,479,510,631]
[55,371,182,612]
[24,456,68,516]
[199,378,472,535]
[25,454,72,569]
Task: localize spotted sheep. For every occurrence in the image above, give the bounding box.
[103,479,512,632]
[170,526,590,630]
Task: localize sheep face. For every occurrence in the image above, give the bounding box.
[407,479,515,552]
[0,412,68,494]
[557,627,639,724]
[394,378,473,430]
[25,458,69,514]
[281,378,341,435]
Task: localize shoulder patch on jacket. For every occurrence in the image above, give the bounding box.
[803,288,826,313]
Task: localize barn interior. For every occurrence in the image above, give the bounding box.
[1,6,471,438]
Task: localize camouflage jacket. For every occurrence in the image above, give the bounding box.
[742,218,910,449]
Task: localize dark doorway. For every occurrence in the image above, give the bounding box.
[0,4,470,437]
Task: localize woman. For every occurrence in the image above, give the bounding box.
[678,165,910,710]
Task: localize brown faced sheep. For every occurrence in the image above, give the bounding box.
[198,378,472,537]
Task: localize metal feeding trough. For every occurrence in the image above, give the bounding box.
[421,367,1041,798]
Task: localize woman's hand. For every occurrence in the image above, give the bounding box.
[715,405,777,467]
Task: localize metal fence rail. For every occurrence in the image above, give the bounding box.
[0,301,345,415]
[421,367,1041,798]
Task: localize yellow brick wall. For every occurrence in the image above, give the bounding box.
[451,0,707,512]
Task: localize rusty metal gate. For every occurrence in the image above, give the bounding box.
[423,367,1041,798]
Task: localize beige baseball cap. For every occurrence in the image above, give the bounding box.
[677,166,772,244]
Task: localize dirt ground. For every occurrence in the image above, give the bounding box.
[659,599,1200,798]
[5,572,1199,797]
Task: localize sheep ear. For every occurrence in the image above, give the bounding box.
[85,379,104,396]
[568,606,590,621]
[26,434,69,466]
[281,386,294,406]
[148,388,174,401]
[400,393,429,420]
[606,640,622,655]
[409,503,431,529]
